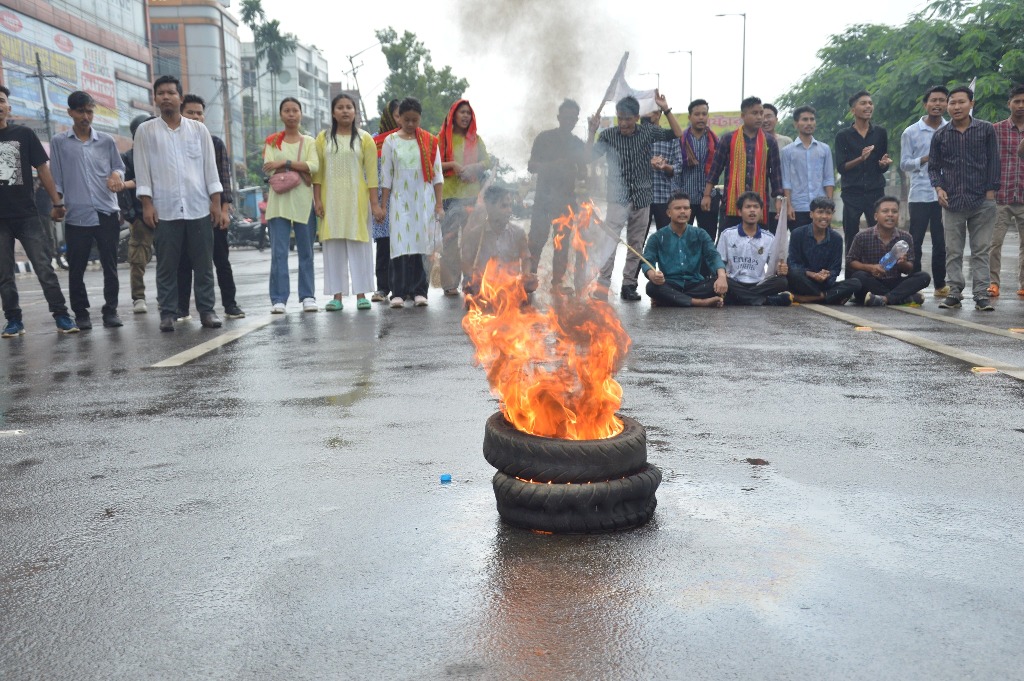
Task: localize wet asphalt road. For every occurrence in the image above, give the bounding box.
[2,236,1023,681]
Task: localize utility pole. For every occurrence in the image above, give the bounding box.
[346,42,380,124]
[34,53,54,143]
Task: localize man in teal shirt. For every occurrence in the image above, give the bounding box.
[642,192,728,307]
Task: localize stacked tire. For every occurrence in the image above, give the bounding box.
[483,412,661,533]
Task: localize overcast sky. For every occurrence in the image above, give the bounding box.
[247,0,934,167]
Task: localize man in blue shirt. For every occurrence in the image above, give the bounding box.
[641,192,727,307]
[49,91,126,329]
[782,106,835,228]
[787,197,862,304]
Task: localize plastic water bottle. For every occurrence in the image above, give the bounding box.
[879,240,909,271]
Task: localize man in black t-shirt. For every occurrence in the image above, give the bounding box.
[835,90,893,251]
[0,85,78,337]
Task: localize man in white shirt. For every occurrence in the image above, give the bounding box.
[899,85,949,297]
[717,192,792,306]
[134,75,224,332]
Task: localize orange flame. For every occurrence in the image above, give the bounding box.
[462,203,630,440]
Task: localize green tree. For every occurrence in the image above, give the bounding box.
[255,20,298,120]
[374,27,469,132]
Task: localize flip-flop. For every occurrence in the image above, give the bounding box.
[325,299,343,312]
[356,298,371,310]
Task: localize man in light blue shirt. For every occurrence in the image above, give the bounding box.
[781,105,834,228]
[49,91,126,329]
[899,85,949,296]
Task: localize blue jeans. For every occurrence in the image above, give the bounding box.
[268,214,315,304]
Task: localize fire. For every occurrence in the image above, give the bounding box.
[461,202,631,440]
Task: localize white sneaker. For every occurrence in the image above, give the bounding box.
[271,303,286,314]
[133,299,147,314]
[302,297,318,312]
[175,314,192,322]
[414,295,428,307]
[389,297,404,308]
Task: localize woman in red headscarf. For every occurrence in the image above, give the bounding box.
[438,99,490,295]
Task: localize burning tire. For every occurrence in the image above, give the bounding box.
[482,412,648,484]
[491,465,662,533]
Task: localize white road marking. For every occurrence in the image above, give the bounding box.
[149,316,278,368]
[0,430,26,436]
[888,305,1024,340]
[801,304,1024,381]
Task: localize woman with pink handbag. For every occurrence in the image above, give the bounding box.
[262,97,320,313]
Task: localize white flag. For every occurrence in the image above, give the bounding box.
[601,53,659,116]
[762,197,789,281]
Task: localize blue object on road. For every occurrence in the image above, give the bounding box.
[440,474,452,484]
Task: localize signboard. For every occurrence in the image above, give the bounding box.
[599,112,744,138]
[0,9,120,131]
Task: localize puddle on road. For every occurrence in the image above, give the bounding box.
[745,458,770,466]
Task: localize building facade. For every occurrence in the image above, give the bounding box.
[241,39,329,143]
[148,0,243,165]
[0,0,154,145]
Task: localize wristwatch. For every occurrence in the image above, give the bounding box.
[285,160,292,170]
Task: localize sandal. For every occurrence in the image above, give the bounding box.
[356,297,371,310]
[325,299,343,312]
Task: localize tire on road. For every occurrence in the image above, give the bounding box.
[482,412,648,484]
[492,464,662,534]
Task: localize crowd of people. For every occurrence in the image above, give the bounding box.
[2,76,1024,338]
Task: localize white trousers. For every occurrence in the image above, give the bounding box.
[322,238,374,296]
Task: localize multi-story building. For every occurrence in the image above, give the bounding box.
[241,39,329,143]
[148,0,243,165]
[0,0,153,145]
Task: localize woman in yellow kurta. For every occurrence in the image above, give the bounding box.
[313,94,383,311]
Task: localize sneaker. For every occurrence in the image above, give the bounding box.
[302,297,318,312]
[938,295,962,309]
[975,298,995,311]
[414,295,429,307]
[175,312,192,322]
[75,314,92,330]
[55,315,80,334]
[2,320,25,337]
[224,306,245,319]
[987,283,1000,297]
[370,290,387,302]
[102,313,124,327]
[933,285,950,298]
[271,303,286,314]
[764,291,794,307]
[133,298,148,314]
[390,296,405,308]
[864,292,887,307]
[620,285,641,301]
[910,292,925,305]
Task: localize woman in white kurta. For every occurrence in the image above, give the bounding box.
[380,98,444,307]
[313,94,383,311]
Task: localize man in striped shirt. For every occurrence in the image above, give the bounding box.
[588,93,684,301]
[988,84,1024,298]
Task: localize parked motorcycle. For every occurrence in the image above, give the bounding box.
[228,216,267,251]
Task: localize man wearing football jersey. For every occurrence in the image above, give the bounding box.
[716,192,793,306]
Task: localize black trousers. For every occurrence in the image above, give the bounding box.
[0,216,69,320]
[724,275,787,305]
[528,198,574,285]
[374,237,391,294]
[645,278,717,307]
[841,189,883,252]
[908,201,946,288]
[390,254,427,299]
[66,212,120,317]
[849,270,931,305]
[787,271,862,303]
[793,211,812,229]
[178,224,237,313]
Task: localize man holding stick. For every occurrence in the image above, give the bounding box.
[717,192,793,306]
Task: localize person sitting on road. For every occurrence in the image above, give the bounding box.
[846,195,931,306]
[786,196,862,304]
[641,192,727,307]
[716,192,793,306]
[461,185,536,296]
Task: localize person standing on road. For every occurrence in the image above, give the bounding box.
[175,94,245,321]
[703,96,783,234]
[679,99,719,242]
[0,84,79,337]
[988,83,1024,299]
[371,99,400,303]
[263,97,319,315]
[121,114,155,314]
[461,185,536,296]
[312,93,383,312]
[899,85,950,299]
[716,192,793,306]
[781,106,835,228]
[588,93,685,301]
[438,99,490,295]
[929,85,1001,311]
[763,103,792,231]
[648,108,683,232]
[526,98,586,292]
[134,75,225,332]
[786,196,861,304]
[835,90,892,251]
[380,97,444,308]
[846,196,931,307]
[641,192,727,308]
[49,90,126,330]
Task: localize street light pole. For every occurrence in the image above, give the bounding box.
[715,13,747,101]
[668,50,693,103]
